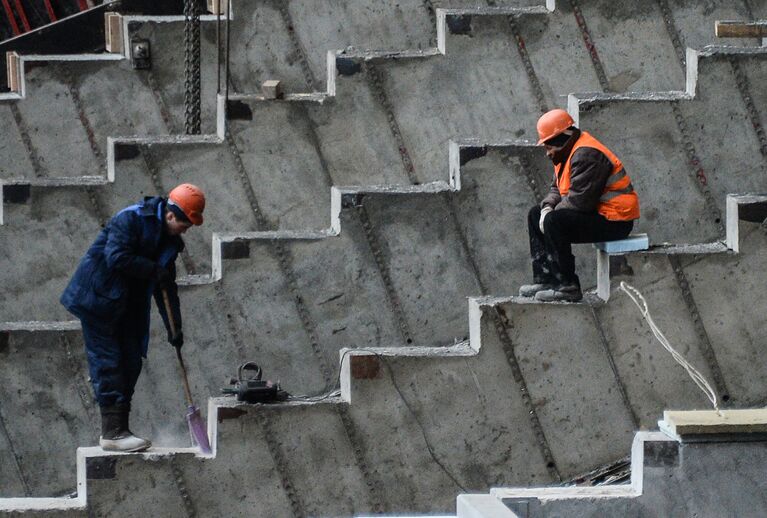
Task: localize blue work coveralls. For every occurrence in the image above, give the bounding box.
[61,197,183,408]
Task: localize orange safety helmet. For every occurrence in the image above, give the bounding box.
[536,109,575,145]
[168,183,205,225]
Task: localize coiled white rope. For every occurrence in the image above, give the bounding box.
[619,281,719,411]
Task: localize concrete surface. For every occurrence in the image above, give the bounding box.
[498,432,767,517]
[2,0,767,516]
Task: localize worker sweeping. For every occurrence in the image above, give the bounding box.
[520,109,640,302]
[60,184,205,452]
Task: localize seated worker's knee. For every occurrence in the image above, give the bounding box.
[543,209,563,234]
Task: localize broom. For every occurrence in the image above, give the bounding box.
[162,289,212,454]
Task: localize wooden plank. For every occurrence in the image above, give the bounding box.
[207,0,227,15]
[104,12,122,54]
[662,409,767,436]
[6,51,20,94]
[715,20,767,38]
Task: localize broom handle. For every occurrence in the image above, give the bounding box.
[162,288,194,407]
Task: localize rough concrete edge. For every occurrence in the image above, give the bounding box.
[0,320,80,331]
[223,3,555,102]
[0,392,341,512]
[0,11,234,217]
[489,431,670,502]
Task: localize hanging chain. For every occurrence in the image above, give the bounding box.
[184,0,202,134]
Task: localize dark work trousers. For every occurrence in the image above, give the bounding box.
[528,205,633,287]
[81,317,143,409]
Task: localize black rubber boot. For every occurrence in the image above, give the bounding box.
[99,404,151,452]
[99,406,122,440]
[117,403,130,434]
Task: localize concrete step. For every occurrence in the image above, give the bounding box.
[2,193,766,512]
[4,201,764,514]
[494,411,767,517]
[0,14,227,183]
[0,294,559,514]
[571,47,767,240]
[0,328,95,498]
[5,2,763,244]
[2,1,767,516]
[0,319,543,513]
[4,1,760,235]
[222,0,757,189]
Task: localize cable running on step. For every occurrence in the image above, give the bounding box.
[619,281,719,411]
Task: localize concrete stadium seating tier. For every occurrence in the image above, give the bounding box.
[3,197,767,513]
[3,0,767,516]
[457,422,767,517]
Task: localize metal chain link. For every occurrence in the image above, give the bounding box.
[184,0,202,134]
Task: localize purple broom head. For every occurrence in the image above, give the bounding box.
[186,405,212,454]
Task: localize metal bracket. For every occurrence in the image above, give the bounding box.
[130,38,151,70]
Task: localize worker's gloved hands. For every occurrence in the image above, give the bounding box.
[539,206,553,234]
[153,265,173,287]
[168,330,184,349]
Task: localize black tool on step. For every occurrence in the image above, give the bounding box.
[222,362,289,403]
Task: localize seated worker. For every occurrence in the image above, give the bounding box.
[520,109,640,302]
[61,184,205,452]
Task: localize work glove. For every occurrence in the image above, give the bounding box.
[168,329,184,349]
[539,206,553,234]
[153,265,173,287]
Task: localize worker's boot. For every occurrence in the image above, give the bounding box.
[99,405,151,452]
[534,284,583,303]
[519,283,554,298]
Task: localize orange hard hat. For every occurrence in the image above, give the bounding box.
[536,109,575,145]
[168,183,205,225]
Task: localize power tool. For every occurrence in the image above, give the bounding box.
[222,362,289,404]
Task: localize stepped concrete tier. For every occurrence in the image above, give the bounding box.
[5,0,758,219]
[1,1,763,278]
[570,47,767,243]
[2,194,766,515]
[0,13,228,181]
[4,16,767,322]
[483,410,767,517]
[4,49,767,513]
[218,0,761,232]
[3,1,767,516]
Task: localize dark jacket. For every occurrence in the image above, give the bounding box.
[541,129,613,213]
[60,197,183,357]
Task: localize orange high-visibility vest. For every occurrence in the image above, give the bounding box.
[555,131,640,221]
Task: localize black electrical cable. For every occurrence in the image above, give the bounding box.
[286,348,467,491]
[286,348,359,402]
